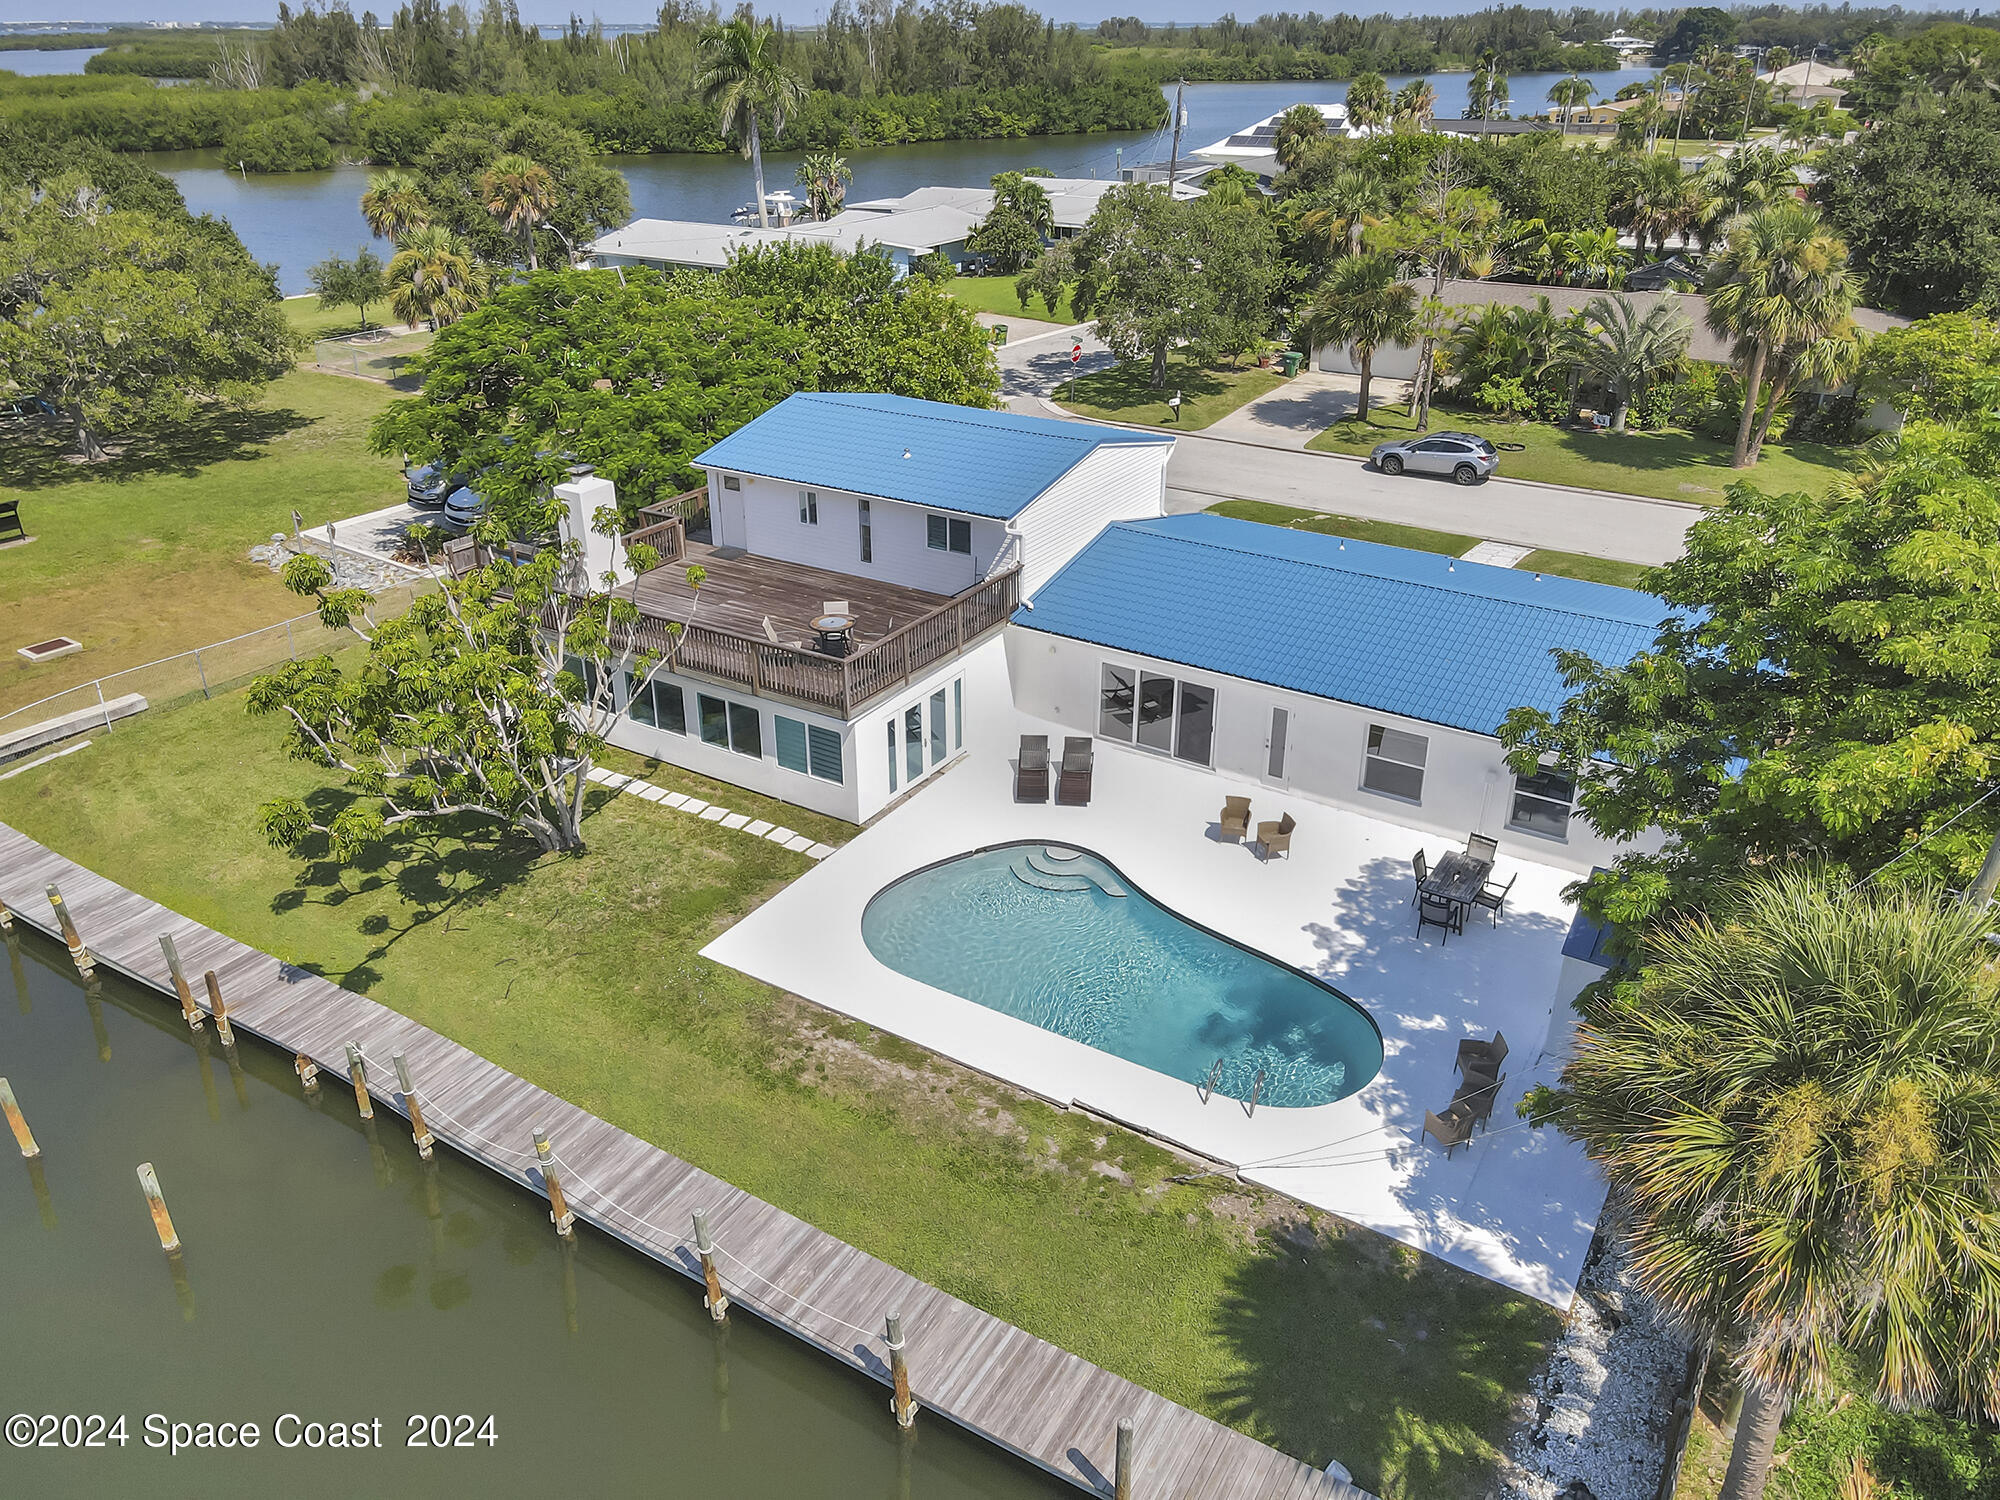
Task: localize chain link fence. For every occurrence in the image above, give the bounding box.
[312,327,432,385]
[0,580,434,766]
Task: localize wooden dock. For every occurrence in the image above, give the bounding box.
[0,824,1362,1500]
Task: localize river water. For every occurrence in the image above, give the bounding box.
[143,73,1658,294]
[0,928,1063,1497]
[0,48,107,75]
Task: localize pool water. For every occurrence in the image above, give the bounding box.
[861,844,1382,1108]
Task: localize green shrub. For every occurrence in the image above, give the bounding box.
[1776,1390,2000,1500]
[221,114,334,173]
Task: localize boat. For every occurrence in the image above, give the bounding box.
[1190,102,1369,179]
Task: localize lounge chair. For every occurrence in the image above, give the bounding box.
[1057,736,1093,806]
[1453,1069,1507,1132]
[1423,1104,1474,1158]
[1471,872,1516,927]
[1410,849,1429,906]
[1455,1031,1509,1077]
[1417,889,1462,943]
[1015,735,1049,803]
[1467,832,1499,865]
[1257,812,1296,862]
[1219,796,1252,842]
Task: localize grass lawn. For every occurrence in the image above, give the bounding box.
[0,369,407,717]
[284,294,377,340]
[1305,401,1858,506]
[1060,356,1293,431]
[945,273,1077,326]
[1207,500,1657,590]
[0,678,1562,1499]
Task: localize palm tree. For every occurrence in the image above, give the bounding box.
[1933,46,1988,96]
[479,153,559,272]
[1747,320,1860,462]
[1271,103,1327,170]
[1704,199,1857,466]
[1547,74,1592,136]
[1558,226,1629,288]
[1299,253,1417,420]
[1612,151,1698,260]
[387,225,489,331]
[697,15,806,230]
[991,171,1056,239]
[1297,169,1388,260]
[1466,49,1509,131]
[795,150,852,221]
[1344,72,1390,133]
[1391,78,1437,131]
[359,169,429,244]
[1695,144,1805,241]
[1396,155,1503,429]
[1504,216,1562,282]
[1569,291,1691,430]
[1557,872,2000,1500]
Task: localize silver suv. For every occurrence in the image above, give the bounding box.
[1369,431,1499,485]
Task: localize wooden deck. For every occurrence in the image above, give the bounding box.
[636,541,952,647]
[0,825,1363,1500]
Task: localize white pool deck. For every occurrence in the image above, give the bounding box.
[702,731,1608,1309]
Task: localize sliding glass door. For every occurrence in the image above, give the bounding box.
[1097,661,1214,768]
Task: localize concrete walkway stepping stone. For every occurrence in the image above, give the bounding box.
[720,813,751,830]
[661,792,689,808]
[680,798,709,815]
[765,826,797,843]
[699,806,729,822]
[599,772,633,789]
[805,843,835,860]
[585,766,614,784]
[636,785,668,802]
[745,820,774,837]
[622,779,654,795]
[783,834,815,852]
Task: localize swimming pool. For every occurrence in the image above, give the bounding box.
[860,843,1382,1108]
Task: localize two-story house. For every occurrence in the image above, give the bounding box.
[596,392,1175,823]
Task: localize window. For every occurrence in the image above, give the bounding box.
[1267,707,1289,779]
[625,673,685,735]
[562,654,600,703]
[773,716,843,783]
[698,693,730,749]
[775,716,809,773]
[1362,724,1428,802]
[904,704,925,782]
[1175,683,1214,766]
[1509,767,1575,840]
[926,513,971,554]
[807,725,843,783]
[722,474,741,491]
[929,689,947,766]
[799,489,819,525]
[726,701,762,759]
[886,720,898,792]
[1099,664,1135,740]
[1136,673,1176,752]
[953,679,963,750]
[859,498,872,563]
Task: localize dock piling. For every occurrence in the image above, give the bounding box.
[693,1208,729,1322]
[82,978,109,1061]
[392,1052,435,1160]
[137,1161,180,1253]
[201,970,235,1047]
[532,1128,575,1238]
[1,1077,40,1159]
[45,883,92,978]
[158,934,203,1031]
[887,1311,917,1429]
[1115,1418,1135,1500]
[344,1043,373,1120]
[294,1053,320,1093]
[0,895,13,930]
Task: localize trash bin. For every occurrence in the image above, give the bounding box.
[1280,351,1303,376]
[991,323,1008,346]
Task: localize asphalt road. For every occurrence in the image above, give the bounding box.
[996,324,1698,567]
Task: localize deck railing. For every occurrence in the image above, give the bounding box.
[622,487,708,566]
[623,565,1021,719]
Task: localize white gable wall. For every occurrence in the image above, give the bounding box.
[1004,626,1661,876]
[1012,441,1172,597]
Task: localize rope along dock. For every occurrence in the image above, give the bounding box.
[0,825,1360,1500]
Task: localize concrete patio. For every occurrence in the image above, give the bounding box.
[703,721,1610,1308]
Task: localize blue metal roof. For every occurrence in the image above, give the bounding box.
[1015,514,1667,737]
[691,392,1172,521]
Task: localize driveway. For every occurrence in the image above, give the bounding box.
[1200,370,1411,451]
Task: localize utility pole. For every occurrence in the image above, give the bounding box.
[1967,826,2000,909]
[1165,77,1186,191]
[1740,48,1763,142]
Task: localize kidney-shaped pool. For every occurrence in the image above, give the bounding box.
[861,843,1383,1108]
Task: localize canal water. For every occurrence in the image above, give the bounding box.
[142,73,1658,293]
[0,927,1065,1498]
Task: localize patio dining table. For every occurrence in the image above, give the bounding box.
[1425,850,1494,911]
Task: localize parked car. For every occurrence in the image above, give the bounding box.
[442,481,489,532]
[404,460,464,508]
[1368,432,1498,485]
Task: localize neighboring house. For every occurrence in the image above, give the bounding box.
[1008,514,1667,875]
[596,393,1174,822]
[1311,276,1911,426]
[1192,103,1366,177]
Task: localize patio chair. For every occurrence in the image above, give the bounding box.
[1410,849,1429,906]
[1423,1104,1474,1159]
[1416,889,1462,944]
[1057,736,1093,806]
[0,498,22,544]
[1455,1031,1509,1077]
[1257,812,1296,862]
[1219,796,1252,842]
[1471,872,1517,927]
[1466,832,1500,865]
[1453,1069,1507,1132]
[820,599,851,618]
[1015,735,1049,803]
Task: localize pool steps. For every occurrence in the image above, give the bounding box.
[1011,848,1128,898]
